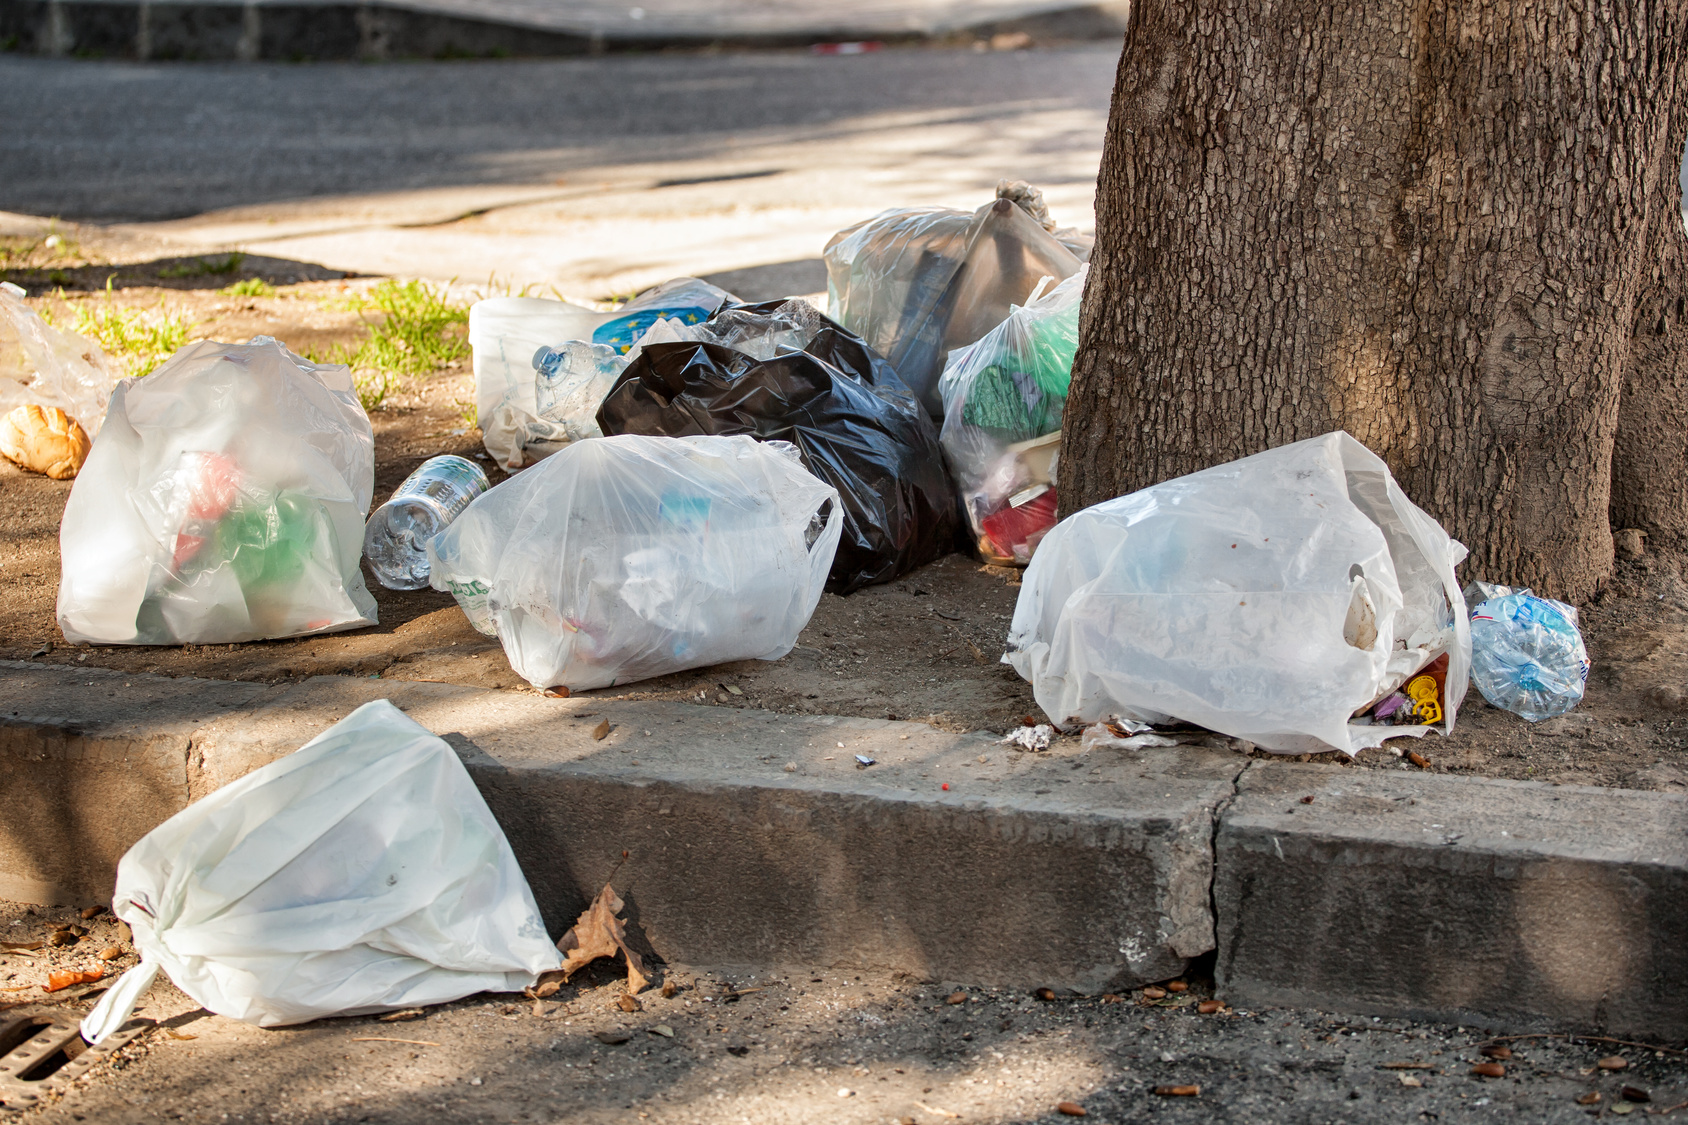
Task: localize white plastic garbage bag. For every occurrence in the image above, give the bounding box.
[57,336,378,645]
[81,699,561,1043]
[1004,432,1470,754]
[0,281,123,436]
[937,266,1085,564]
[471,278,733,471]
[428,433,842,692]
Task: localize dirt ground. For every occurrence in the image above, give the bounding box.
[2,277,1686,793]
[4,898,1685,1125]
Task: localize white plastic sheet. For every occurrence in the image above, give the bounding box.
[1004,432,1470,754]
[0,281,123,436]
[428,433,842,692]
[57,336,377,645]
[81,699,561,1042]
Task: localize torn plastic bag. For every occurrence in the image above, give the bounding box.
[1004,432,1471,754]
[81,699,561,1043]
[0,281,123,436]
[823,182,1085,415]
[1467,587,1589,720]
[470,278,733,471]
[595,300,958,593]
[938,266,1084,564]
[427,433,841,692]
[57,337,377,645]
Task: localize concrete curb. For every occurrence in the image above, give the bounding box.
[0,0,1130,61]
[1,660,1683,1038]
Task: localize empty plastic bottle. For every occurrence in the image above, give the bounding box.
[1468,590,1590,720]
[363,455,490,590]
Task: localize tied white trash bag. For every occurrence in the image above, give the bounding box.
[81,699,561,1043]
[57,337,377,645]
[1004,432,1470,754]
[0,280,123,436]
[428,433,842,692]
[471,278,733,471]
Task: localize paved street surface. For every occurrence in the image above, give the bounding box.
[0,44,1114,298]
[4,897,1684,1125]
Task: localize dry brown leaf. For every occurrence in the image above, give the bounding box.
[80,906,105,920]
[97,946,123,962]
[1198,1000,1225,1014]
[164,1028,197,1041]
[47,931,80,947]
[1471,1062,1506,1078]
[1033,987,1055,1001]
[1599,1056,1630,1070]
[544,686,570,698]
[945,991,967,1005]
[1141,987,1168,1001]
[592,719,612,741]
[661,979,678,998]
[0,942,43,953]
[1480,1045,1513,1059]
[1381,1062,1433,1070]
[1056,1101,1087,1116]
[617,993,641,1013]
[531,999,551,1018]
[1577,1091,1602,1105]
[913,1102,961,1119]
[1153,1085,1199,1096]
[557,883,649,995]
[45,968,102,992]
[1099,993,1125,1004]
[1166,981,1188,993]
[378,1009,426,1023]
[1621,1086,1651,1104]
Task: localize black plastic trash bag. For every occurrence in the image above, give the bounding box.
[596,300,957,594]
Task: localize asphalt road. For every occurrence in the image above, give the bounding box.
[0,46,1118,222]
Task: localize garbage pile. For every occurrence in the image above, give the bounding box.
[0,281,121,479]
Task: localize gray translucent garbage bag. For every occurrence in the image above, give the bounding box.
[81,699,561,1042]
[937,266,1085,564]
[428,433,842,692]
[470,278,734,471]
[824,181,1086,415]
[1005,432,1471,754]
[0,281,123,436]
[57,337,378,645]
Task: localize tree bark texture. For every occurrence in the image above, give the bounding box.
[1063,0,1688,601]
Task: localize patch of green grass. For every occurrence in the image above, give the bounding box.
[326,279,470,411]
[53,283,195,378]
[220,276,275,298]
[160,252,246,279]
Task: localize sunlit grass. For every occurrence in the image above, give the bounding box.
[319,279,470,412]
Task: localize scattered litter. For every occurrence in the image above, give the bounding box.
[1197,1000,1225,1014]
[79,906,104,920]
[45,968,103,992]
[363,455,489,590]
[429,434,840,691]
[378,1008,427,1022]
[1599,1057,1631,1070]
[557,883,650,996]
[96,946,123,962]
[938,267,1084,565]
[945,991,967,1005]
[163,1028,197,1040]
[1,404,90,479]
[593,719,612,741]
[597,299,957,592]
[1165,981,1187,992]
[1004,432,1470,755]
[1079,722,1179,752]
[0,281,122,440]
[1466,585,1589,720]
[824,182,1089,415]
[649,1024,674,1038]
[854,754,876,767]
[1407,751,1431,769]
[1033,987,1055,1001]
[616,992,641,1012]
[837,1087,855,1098]
[1056,1102,1087,1117]
[58,337,379,645]
[80,700,561,1044]
[999,724,1053,751]
[1153,1085,1200,1097]
[1470,1062,1506,1077]
[470,279,733,471]
[0,942,43,953]
[1140,987,1167,1001]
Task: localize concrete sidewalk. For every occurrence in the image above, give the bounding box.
[2,660,1683,1040]
[2,0,1130,61]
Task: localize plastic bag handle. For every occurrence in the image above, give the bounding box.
[80,959,160,1046]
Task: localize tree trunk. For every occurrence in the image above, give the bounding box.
[1063,0,1688,602]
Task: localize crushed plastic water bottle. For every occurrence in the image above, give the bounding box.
[1467,589,1590,721]
[363,455,490,590]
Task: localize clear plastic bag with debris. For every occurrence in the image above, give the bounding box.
[1466,586,1589,720]
[470,278,735,471]
[427,433,842,692]
[81,699,562,1042]
[0,281,123,437]
[56,336,378,645]
[1004,432,1471,755]
[937,265,1085,565]
[823,181,1087,415]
